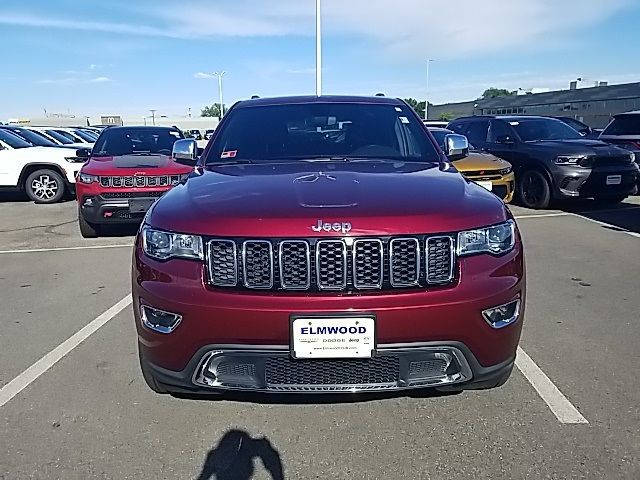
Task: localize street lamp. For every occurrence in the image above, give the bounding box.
[213,71,226,117]
[316,0,322,96]
[149,109,157,126]
[425,59,434,121]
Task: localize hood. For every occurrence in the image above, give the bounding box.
[453,151,510,172]
[526,139,630,156]
[148,161,509,237]
[82,154,193,175]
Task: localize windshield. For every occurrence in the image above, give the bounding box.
[603,115,640,135]
[0,129,32,148]
[1,127,58,147]
[92,127,184,156]
[73,129,97,142]
[206,103,440,164]
[510,118,583,141]
[42,130,73,144]
[48,130,81,143]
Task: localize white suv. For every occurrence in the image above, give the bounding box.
[0,129,87,203]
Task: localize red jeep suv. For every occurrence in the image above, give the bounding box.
[76,126,193,237]
[133,96,526,395]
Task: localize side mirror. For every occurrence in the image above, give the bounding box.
[444,134,469,161]
[172,139,198,166]
[495,135,514,145]
[75,147,91,160]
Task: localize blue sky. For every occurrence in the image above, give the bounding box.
[1,0,639,119]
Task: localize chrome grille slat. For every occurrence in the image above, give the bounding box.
[316,240,347,290]
[426,236,455,284]
[390,238,420,287]
[279,241,311,290]
[206,236,455,291]
[207,240,237,287]
[352,239,383,289]
[242,241,274,289]
[98,175,172,188]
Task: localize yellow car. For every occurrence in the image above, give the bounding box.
[429,127,515,203]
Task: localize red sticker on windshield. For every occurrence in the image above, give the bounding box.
[221,150,237,159]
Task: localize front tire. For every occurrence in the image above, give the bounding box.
[25,169,66,204]
[517,170,552,209]
[78,207,101,238]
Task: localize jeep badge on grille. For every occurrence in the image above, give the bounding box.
[312,220,352,234]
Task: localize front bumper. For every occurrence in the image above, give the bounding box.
[552,164,639,198]
[133,237,526,393]
[78,192,165,224]
[466,173,515,203]
[142,342,515,394]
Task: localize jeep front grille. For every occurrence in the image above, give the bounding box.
[98,175,183,188]
[206,236,456,292]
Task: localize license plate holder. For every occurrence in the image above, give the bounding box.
[477,180,493,191]
[128,198,156,213]
[290,315,376,359]
[606,175,622,186]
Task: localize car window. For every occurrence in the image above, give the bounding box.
[602,115,640,135]
[206,103,441,164]
[487,120,514,143]
[2,127,58,147]
[561,118,587,131]
[509,118,582,141]
[42,130,73,144]
[447,122,467,135]
[0,129,31,149]
[73,130,97,142]
[92,127,184,156]
[463,121,489,146]
[49,130,79,142]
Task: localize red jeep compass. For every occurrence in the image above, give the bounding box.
[132,96,526,395]
[76,126,193,237]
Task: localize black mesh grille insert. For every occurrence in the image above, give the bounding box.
[265,356,400,386]
[279,241,310,289]
[216,362,256,377]
[208,240,237,287]
[390,238,420,286]
[353,240,383,288]
[243,241,273,288]
[101,191,164,199]
[316,240,346,290]
[409,359,448,376]
[427,237,453,283]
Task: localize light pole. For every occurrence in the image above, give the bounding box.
[425,59,434,121]
[149,109,157,125]
[316,0,322,96]
[213,71,226,117]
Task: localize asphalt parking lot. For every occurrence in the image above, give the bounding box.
[1,193,639,480]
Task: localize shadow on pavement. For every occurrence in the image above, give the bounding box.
[0,191,31,203]
[196,429,284,480]
[559,198,640,234]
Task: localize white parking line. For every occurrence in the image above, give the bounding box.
[0,244,132,255]
[515,347,588,424]
[514,212,569,219]
[0,295,132,408]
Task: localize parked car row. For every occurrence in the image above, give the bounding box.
[446,115,639,208]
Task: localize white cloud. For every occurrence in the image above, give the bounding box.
[0,0,634,58]
[90,76,112,83]
[194,72,217,79]
[89,64,98,70]
[37,76,112,85]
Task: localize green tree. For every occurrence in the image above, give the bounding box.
[481,88,516,99]
[438,112,456,121]
[403,98,427,119]
[201,104,226,117]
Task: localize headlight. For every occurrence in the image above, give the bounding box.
[555,155,589,166]
[142,227,203,260]
[499,167,512,175]
[630,152,636,162]
[78,173,98,184]
[457,220,516,256]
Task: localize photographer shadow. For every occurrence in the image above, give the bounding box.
[196,429,284,480]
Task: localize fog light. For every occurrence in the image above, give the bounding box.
[83,196,95,207]
[140,305,182,334]
[482,299,521,329]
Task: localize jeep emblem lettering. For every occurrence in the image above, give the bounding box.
[312,219,352,234]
